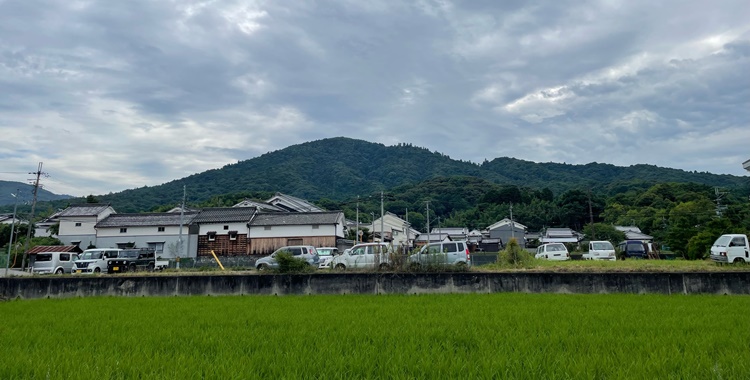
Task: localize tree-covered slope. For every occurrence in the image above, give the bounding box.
[0,180,72,206]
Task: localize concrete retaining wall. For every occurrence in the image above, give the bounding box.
[2,272,750,299]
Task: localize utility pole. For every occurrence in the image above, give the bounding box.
[587,189,595,240]
[22,162,45,270]
[510,202,515,241]
[404,207,409,254]
[177,185,186,269]
[380,191,385,244]
[715,187,727,217]
[355,198,360,243]
[425,201,431,247]
[5,189,19,276]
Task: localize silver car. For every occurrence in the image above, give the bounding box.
[32,252,79,274]
[316,247,339,269]
[407,241,472,268]
[255,246,320,270]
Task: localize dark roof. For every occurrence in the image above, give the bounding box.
[27,245,82,254]
[96,212,198,228]
[57,204,112,217]
[192,207,258,224]
[249,212,343,226]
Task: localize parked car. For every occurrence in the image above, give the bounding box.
[710,234,750,264]
[73,248,121,274]
[107,248,157,273]
[316,247,339,269]
[32,252,79,274]
[330,243,392,270]
[407,241,471,268]
[255,246,320,270]
[617,240,648,259]
[535,243,570,261]
[583,241,616,261]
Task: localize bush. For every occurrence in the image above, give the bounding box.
[275,252,313,273]
[500,238,532,267]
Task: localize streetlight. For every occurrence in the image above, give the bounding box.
[5,190,19,277]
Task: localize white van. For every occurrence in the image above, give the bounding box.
[710,234,750,264]
[583,241,616,261]
[32,252,79,274]
[408,241,471,268]
[73,248,121,274]
[330,243,393,270]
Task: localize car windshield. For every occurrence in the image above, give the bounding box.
[627,243,645,252]
[80,251,101,260]
[713,236,732,247]
[548,244,565,251]
[317,248,332,256]
[591,242,613,250]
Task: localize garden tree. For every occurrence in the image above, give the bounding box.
[556,190,605,231]
[665,199,715,258]
[582,223,626,243]
[501,237,531,266]
[49,221,60,236]
[0,223,29,248]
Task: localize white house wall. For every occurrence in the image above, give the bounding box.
[97,225,187,237]
[198,222,249,235]
[59,216,98,237]
[249,224,338,238]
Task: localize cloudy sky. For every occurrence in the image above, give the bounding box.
[1,0,749,197]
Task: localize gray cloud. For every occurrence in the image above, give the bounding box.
[1,0,748,196]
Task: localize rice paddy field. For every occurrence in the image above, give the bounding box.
[2,293,749,379]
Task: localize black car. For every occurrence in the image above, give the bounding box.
[107,248,156,273]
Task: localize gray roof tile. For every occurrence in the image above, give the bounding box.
[58,204,113,217]
[249,212,343,226]
[96,212,198,228]
[192,207,258,224]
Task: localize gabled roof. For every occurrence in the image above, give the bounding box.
[415,233,452,243]
[615,226,642,233]
[232,199,285,212]
[192,207,258,224]
[96,212,198,228]
[430,227,467,235]
[57,204,113,217]
[266,192,324,212]
[249,211,343,226]
[27,245,82,254]
[487,218,527,231]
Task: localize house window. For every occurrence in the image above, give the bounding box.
[75,222,82,227]
[158,227,165,232]
[264,226,272,231]
[148,242,164,254]
[207,231,217,242]
[312,225,319,229]
[228,231,238,241]
[223,225,229,230]
[120,228,127,233]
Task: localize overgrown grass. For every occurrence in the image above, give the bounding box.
[1,294,749,379]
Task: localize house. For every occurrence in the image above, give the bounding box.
[266,193,325,212]
[232,199,285,212]
[430,227,468,241]
[414,233,452,248]
[95,212,198,258]
[56,204,116,248]
[370,212,420,248]
[190,207,257,257]
[615,226,654,241]
[0,213,24,225]
[540,227,582,243]
[247,211,345,255]
[487,218,527,247]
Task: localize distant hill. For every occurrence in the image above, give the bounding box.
[4,137,747,213]
[0,180,72,206]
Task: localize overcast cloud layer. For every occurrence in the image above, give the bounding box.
[1,0,749,197]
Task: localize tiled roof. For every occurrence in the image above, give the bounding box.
[57,204,113,217]
[267,193,325,212]
[192,207,258,224]
[27,245,82,254]
[232,199,285,212]
[249,212,343,226]
[96,212,198,228]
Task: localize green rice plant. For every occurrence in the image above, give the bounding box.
[1,293,749,379]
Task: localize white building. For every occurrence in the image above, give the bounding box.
[95,212,198,258]
[370,212,420,248]
[56,204,115,248]
[248,211,345,255]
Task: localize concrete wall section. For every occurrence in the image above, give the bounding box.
[3,272,750,299]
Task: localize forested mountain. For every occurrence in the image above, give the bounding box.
[0,180,72,206]
[2,137,748,214]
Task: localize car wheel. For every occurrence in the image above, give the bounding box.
[733,258,745,264]
[257,263,268,271]
[55,268,64,275]
[335,263,346,270]
[147,263,155,272]
[129,264,137,272]
[378,263,391,271]
[94,267,101,273]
